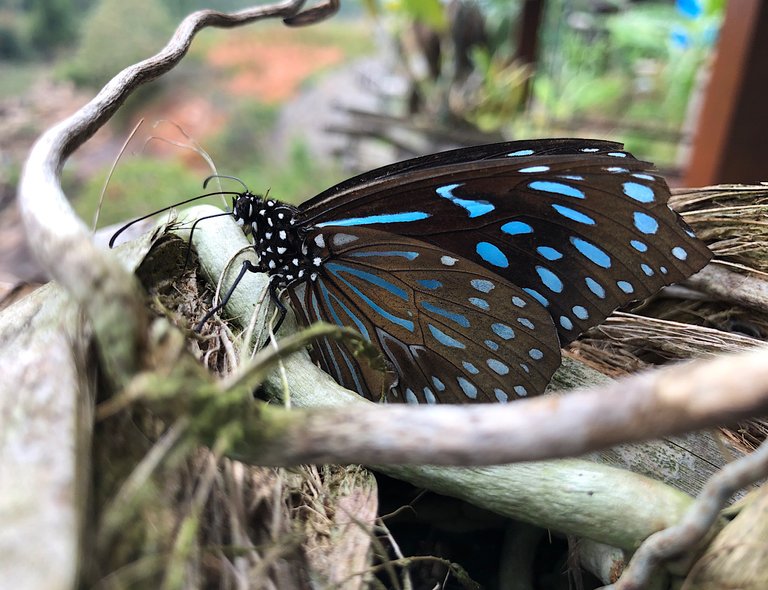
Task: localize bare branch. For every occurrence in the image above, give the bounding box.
[688,262,768,315]
[608,438,768,590]
[227,345,768,467]
[16,1,320,382]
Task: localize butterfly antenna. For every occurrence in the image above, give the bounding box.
[203,174,249,192]
[108,190,242,248]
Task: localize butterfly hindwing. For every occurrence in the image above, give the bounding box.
[287,227,561,403]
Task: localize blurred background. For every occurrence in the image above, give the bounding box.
[0,0,756,287]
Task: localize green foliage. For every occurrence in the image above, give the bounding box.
[519,0,724,163]
[74,156,203,228]
[0,15,29,59]
[605,4,678,65]
[203,98,344,205]
[204,100,280,172]
[62,0,173,88]
[383,0,447,29]
[74,140,344,229]
[465,48,531,132]
[223,140,345,207]
[27,0,78,57]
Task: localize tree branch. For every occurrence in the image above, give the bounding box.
[15,0,326,383]
[219,346,768,466]
[608,438,768,589]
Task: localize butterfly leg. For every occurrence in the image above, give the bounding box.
[194,259,260,332]
[268,278,288,335]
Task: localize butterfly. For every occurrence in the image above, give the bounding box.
[116,138,711,404]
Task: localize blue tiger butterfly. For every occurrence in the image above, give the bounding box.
[119,138,712,404]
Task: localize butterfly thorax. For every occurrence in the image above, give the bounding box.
[232,192,320,288]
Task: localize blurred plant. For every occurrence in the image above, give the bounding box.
[464,48,531,132]
[62,0,173,88]
[523,0,723,163]
[26,0,78,58]
[73,156,203,228]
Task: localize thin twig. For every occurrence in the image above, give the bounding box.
[16,0,330,384]
[607,438,768,589]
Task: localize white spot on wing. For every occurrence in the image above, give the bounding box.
[441,256,458,266]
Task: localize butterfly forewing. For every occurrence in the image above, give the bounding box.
[287,227,560,403]
[301,138,630,214]
[298,153,711,344]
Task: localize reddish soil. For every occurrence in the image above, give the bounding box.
[207,39,345,102]
[134,37,346,164]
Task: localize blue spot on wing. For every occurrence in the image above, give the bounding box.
[536,266,564,293]
[325,263,414,331]
[487,359,509,375]
[585,277,606,298]
[529,181,585,199]
[348,250,419,260]
[537,246,563,261]
[457,377,478,399]
[507,149,534,156]
[476,242,509,268]
[470,279,495,293]
[428,324,465,349]
[552,204,595,225]
[633,212,659,235]
[418,279,442,290]
[623,182,655,203]
[572,305,589,320]
[420,301,470,328]
[491,323,515,340]
[317,211,430,227]
[617,280,634,294]
[462,361,479,374]
[469,297,489,310]
[523,287,549,307]
[436,183,494,218]
[501,221,533,235]
[672,246,688,260]
[571,237,612,268]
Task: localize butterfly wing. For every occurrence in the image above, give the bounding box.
[287,226,560,403]
[303,138,629,210]
[298,145,711,344]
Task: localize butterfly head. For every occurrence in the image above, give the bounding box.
[231,192,320,287]
[231,191,263,228]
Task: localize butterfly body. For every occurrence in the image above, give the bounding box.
[217,139,711,404]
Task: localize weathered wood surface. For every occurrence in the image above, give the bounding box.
[0,236,153,590]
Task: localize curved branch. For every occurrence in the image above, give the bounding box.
[610,437,768,589]
[227,346,768,466]
[15,1,328,381]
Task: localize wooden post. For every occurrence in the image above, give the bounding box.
[684,0,768,186]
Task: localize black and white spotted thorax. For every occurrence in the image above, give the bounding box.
[232,192,322,287]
